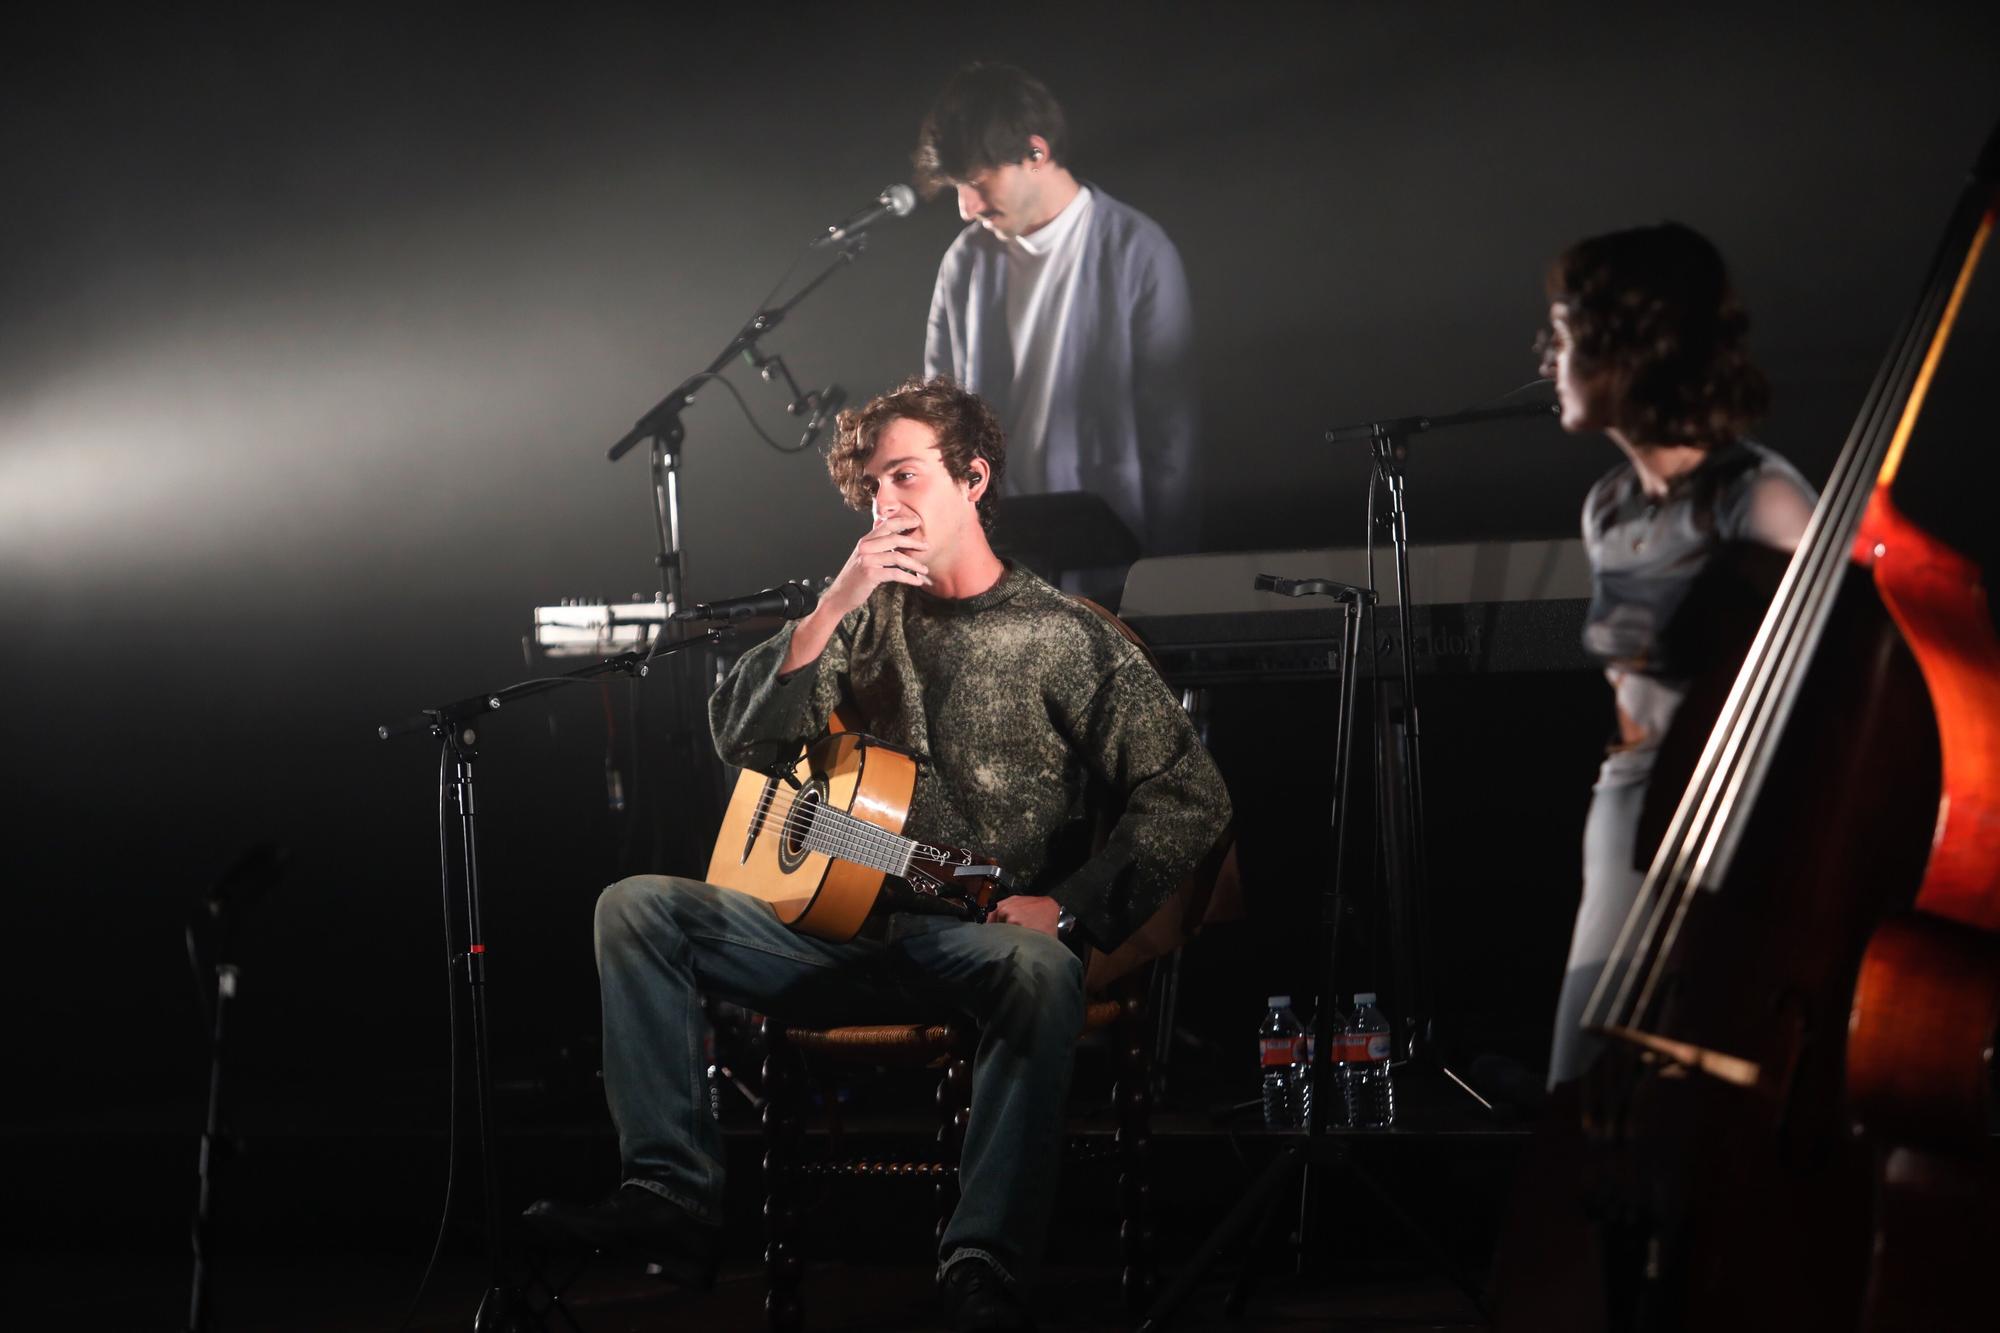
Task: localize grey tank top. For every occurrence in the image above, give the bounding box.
[1582,440,1817,787]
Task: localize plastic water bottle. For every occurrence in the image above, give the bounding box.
[1259,996,1303,1128]
[1344,993,1395,1128]
[1314,998,1352,1128]
[1292,1017,1315,1127]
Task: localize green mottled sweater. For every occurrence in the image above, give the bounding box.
[709,563,1231,952]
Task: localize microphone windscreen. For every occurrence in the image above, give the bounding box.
[781,581,818,617]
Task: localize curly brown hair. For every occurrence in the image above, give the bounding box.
[825,376,1008,530]
[1541,222,1769,448]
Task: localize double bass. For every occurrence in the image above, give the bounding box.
[1513,122,2000,1330]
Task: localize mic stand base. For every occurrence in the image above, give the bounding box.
[1135,1135,1492,1333]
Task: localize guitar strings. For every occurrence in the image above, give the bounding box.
[761,795,898,868]
[752,783,914,872]
[763,787,906,861]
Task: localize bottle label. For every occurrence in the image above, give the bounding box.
[1260,1036,1297,1067]
[1364,1033,1391,1061]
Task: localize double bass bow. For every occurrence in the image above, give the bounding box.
[1571,120,2000,1330]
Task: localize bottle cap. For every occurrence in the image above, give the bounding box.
[1267,995,1291,1008]
[1353,992,1376,1006]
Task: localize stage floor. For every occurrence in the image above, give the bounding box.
[13,1063,1533,1330]
[22,1247,1491,1331]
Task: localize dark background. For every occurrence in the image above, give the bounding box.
[5,0,1997,1252]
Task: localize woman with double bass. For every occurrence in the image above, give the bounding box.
[1539,222,1816,1090]
[1510,129,2000,1332]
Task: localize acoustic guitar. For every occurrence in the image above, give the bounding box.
[705,730,1006,941]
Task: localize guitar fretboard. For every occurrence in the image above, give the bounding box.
[790,798,915,878]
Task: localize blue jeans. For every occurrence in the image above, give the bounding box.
[594,874,1087,1288]
[1548,775,1649,1087]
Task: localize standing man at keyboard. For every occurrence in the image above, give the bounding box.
[918,63,1199,564]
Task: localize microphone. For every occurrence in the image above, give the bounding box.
[674,580,820,622]
[1325,398,1558,444]
[795,384,846,451]
[812,184,918,248]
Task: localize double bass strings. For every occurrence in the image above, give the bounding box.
[1584,197,1991,1039]
[1590,293,1923,1034]
[1622,207,1993,1027]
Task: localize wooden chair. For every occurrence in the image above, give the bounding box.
[757,986,1155,1331]
[754,597,1239,1331]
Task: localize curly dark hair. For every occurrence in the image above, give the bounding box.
[1541,222,1769,448]
[826,376,1008,530]
[913,62,1069,199]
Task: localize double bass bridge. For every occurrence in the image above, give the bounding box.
[1596,1024,1762,1089]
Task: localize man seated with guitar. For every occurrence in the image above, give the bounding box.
[526,376,1231,1331]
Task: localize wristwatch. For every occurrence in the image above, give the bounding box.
[1055,908,1077,942]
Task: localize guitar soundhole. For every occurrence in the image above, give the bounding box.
[777,781,824,874]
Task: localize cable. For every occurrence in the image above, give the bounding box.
[627,671,653,871]
[600,676,620,821]
[613,672,652,879]
[688,370,825,455]
[1365,454,1379,610]
[1362,457,1382,998]
[637,364,815,652]
[395,742,463,1332]
[753,240,817,318]
[1490,376,1554,403]
[185,921,212,1029]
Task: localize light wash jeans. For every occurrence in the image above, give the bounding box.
[594,874,1086,1288]
[1548,775,1649,1087]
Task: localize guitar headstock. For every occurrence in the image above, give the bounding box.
[904,842,1009,914]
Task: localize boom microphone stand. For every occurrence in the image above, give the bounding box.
[378,634,717,1331]
[1324,397,1558,1076]
[598,232,867,885]
[1139,575,1372,1332]
[605,235,869,608]
[1141,397,1558,1329]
